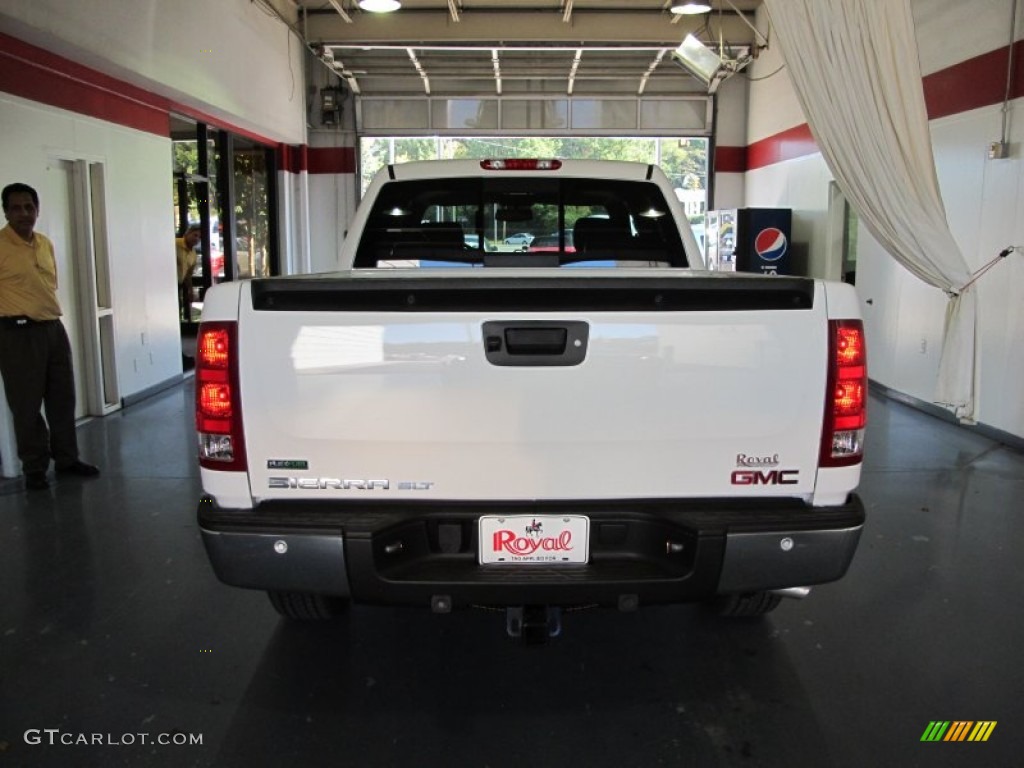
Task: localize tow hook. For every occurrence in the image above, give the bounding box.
[506,605,562,644]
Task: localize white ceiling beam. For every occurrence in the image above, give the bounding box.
[638,48,667,95]
[329,52,363,93]
[326,0,353,24]
[407,47,431,94]
[491,48,502,94]
[567,48,582,95]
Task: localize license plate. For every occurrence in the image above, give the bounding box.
[478,515,590,564]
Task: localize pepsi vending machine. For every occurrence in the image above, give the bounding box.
[705,208,792,275]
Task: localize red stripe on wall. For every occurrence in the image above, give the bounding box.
[307,147,356,174]
[0,31,281,147]
[746,124,817,171]
[277,146,356,175]
[924,39,1024,120]
[714,145,748,173]
[734,40,1023,172]
[278,144,308,173]
[0,32,170,137]
[276,146,356,174]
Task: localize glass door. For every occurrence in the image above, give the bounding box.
[232,143,273,278]
[172,124,223,326]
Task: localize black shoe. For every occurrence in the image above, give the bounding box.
[25,472,49,491]
[56,460,101,477]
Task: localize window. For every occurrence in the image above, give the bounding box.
[353,176,690,269]
[359,136,709,226]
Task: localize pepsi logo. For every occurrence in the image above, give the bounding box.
[754,227,788,262]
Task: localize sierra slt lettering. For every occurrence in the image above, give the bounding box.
[731,469,799,485]
[492,529,574,556]
[268,478,434,490]
[736,453,780,467]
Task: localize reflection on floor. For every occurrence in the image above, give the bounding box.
[1,385,1021,767]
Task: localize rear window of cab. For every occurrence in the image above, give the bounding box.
[353,177,690,269]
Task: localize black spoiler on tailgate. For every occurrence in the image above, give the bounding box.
[249,276,815,313]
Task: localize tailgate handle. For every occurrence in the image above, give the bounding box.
[482,321,589,367]
[505,327,566,355]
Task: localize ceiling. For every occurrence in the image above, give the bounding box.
[300,1,765,96]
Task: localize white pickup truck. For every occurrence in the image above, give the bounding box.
[195,159,866,640]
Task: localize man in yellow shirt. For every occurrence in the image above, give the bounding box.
[0,182,100,490]
[176,223,201,321]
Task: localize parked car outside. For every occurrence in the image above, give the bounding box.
[504,232,534,246]
[463,234,497,252]
[528,231,574,253]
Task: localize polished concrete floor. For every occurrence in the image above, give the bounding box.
[1,383,1022,768]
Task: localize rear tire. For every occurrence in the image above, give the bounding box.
[708,591,782,618]
[267,591,349,620]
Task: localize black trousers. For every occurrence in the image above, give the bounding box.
[0,318,80,474]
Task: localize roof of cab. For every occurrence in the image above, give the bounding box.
[381,158,658,182]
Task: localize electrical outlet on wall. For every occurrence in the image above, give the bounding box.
[988,141,1009,159]
[920,337,928,354]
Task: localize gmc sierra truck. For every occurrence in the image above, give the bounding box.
[195,159,867,640]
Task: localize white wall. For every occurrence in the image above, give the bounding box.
[307,130,358,274]
[745,0,1024,439]
[912,0,1015,76]
[0,92,180,398]
[712,74,747,210]
[0,0,306,144]
[871,102,1024,431]
[745,23,803,146]
[277,167,312,276]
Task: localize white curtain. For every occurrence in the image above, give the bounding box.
[763,0,977,421]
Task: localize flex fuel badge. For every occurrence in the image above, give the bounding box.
[267,459,309,470]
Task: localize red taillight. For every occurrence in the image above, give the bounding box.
[198,328,230,368]
[834,380,865,419]
[820,320,867,467]
[480,158,562,171]
[835,325,864,366]
[195,321,246,471]
[199,382,232,420]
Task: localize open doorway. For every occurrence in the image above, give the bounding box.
[47,157,119,417]
[170,116,279,366]
[172,116,217,330]
[827,181,859,285]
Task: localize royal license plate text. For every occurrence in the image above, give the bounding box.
[478,515,590,564]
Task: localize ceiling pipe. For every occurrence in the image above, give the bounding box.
[997,0,1019,154]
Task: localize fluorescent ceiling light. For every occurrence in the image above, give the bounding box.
[672,33,753,94]
[358,0,401,12]
[673,34,724,84]
[670,2,712,14]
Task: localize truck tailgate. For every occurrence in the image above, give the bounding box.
[238,274,827,502]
